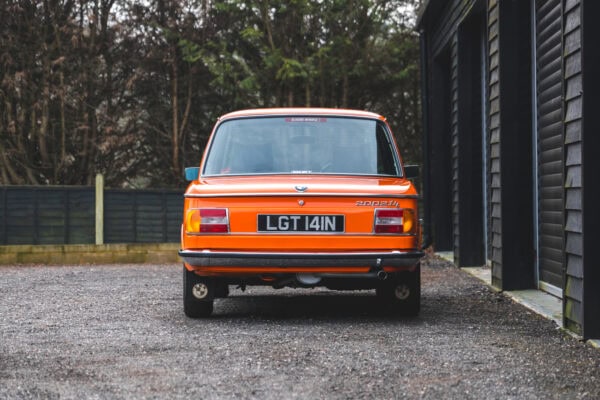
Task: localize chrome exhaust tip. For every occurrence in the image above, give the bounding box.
[296,273,322,285]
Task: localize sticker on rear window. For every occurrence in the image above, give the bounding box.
[285,117,327,123]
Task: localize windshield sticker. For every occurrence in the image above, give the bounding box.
[285,117,327,123]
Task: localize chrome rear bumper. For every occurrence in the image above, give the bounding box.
[179,249,424,269]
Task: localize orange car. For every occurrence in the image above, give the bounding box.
[179,108,423,317]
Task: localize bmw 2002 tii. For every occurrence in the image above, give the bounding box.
[179,108,424,317]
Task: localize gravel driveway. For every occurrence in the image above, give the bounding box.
[0,256,598,399]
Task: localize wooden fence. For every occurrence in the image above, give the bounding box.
[0,184,183,245]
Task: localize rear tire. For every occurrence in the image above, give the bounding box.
[183,266,214,318]
[376,263,421,316]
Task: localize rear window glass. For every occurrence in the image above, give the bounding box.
[202,116,401,177]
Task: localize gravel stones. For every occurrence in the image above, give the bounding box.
[0,257,598,399]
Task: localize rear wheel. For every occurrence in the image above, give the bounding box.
[183,266,214,318]
[376,263,421,316]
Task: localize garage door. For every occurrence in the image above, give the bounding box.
[535,0,564,293]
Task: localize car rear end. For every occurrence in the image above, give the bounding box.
[180,109,424,317]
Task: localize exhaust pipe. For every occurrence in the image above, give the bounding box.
[375,258,387,280]
[296,273,322,285]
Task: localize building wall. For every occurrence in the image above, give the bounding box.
[563,0,583,335]
[487,0,502,284]
[419,0,599,338]
[420,0,482,265]
[534,0,566,293]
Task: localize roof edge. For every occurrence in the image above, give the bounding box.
[416,0,445,29]
[416,0,431,28]
[219,108,385,121]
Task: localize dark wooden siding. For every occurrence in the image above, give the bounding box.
[423,0,479,261]
[536,0,565,290]
[488,0,502,287]
[428,48,454,251]
[427,0,479,264]
[451,35,460,262]
[420,0,598,338]
[430,0,478,56]
[456,8,487,267]
[563,0,583,334]
[493,0,535,290]
[580,0,600,340]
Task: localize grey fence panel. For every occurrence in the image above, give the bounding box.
[136,193,165,243]
[0,187,95,245]
[104,189,183,244]
[0,186,183,245]
[104,191,135,243]
[2,188,36,244]
[166,194,183,242]
[67,189,96,244]
[38,190,67,244]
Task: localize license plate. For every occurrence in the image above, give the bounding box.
[258,214,344,233]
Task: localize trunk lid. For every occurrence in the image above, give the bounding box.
[183,175,420,252]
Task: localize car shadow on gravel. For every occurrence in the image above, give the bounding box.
[176,257,462,323]
[207,293,425,322]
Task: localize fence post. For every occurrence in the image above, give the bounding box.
[95,174,104,245]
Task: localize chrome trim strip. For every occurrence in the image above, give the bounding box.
[185,193,420,199]
[180,250,421,257]
[186,232,417,237]
[318,272,380,279]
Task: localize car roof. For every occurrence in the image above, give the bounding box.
[218,108,386,121]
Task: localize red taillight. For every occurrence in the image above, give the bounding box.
[374,208,415,234]
[185,208,229,233]
[199,208,229,233]
[375,209,403,233]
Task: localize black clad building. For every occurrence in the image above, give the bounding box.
[418,0,600,340]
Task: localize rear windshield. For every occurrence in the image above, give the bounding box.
[202,116,401,177]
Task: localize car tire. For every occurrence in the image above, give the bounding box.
[183,266,214,318]
[376,263,421,316]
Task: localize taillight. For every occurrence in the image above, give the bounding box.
[185,208,229,233]
[374,208,415,234]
